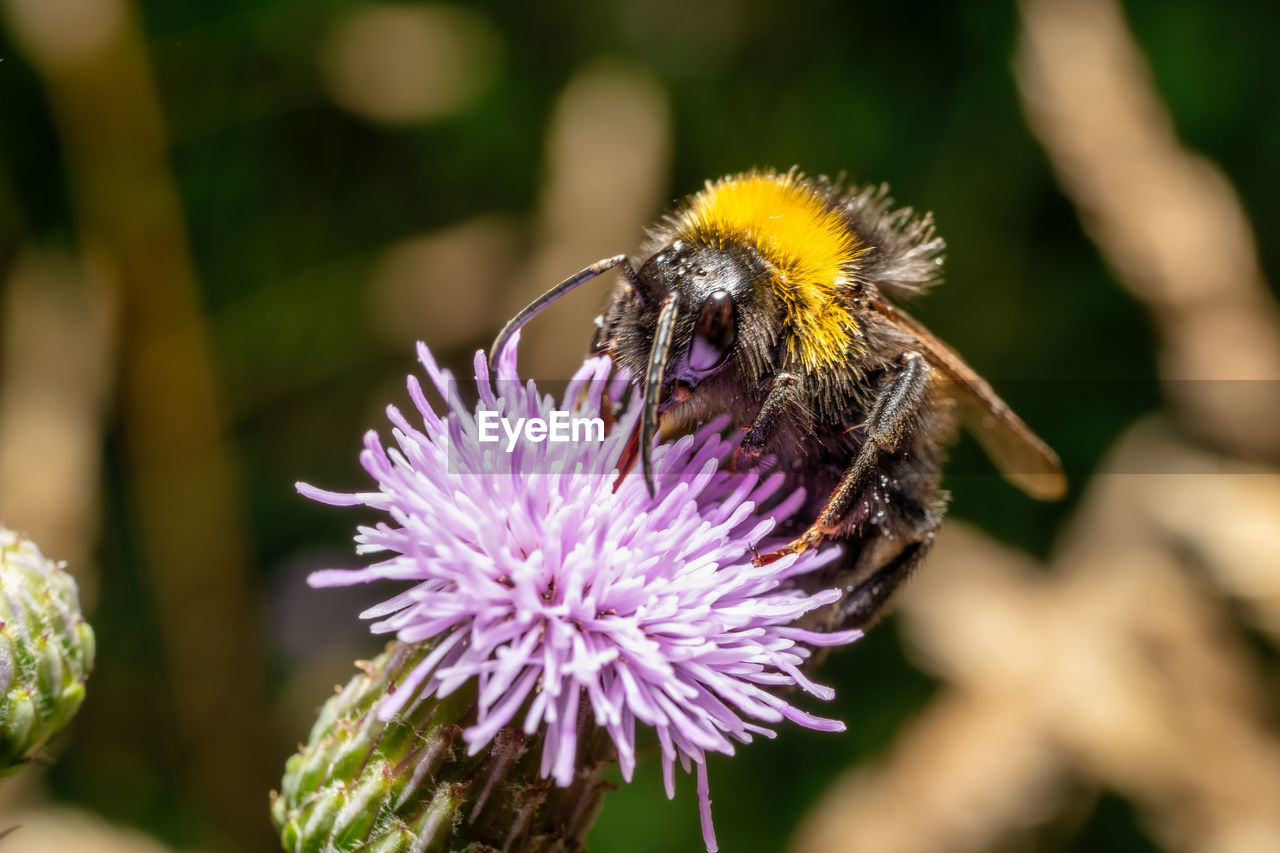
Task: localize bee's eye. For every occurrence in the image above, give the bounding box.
[689,290,736,372]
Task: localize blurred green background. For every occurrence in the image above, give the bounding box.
[1,0,1278,851]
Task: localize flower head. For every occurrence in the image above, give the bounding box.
[1,526,94,775]
[302,337,859,851]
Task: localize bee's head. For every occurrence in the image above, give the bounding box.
[619,240,779,393]
[604,240,784,495]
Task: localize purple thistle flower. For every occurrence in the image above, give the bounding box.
[301,336,860,851]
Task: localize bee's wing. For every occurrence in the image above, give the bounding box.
[870,299,1067,500]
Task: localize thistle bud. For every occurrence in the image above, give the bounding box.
[0,526,95,774]
[273,643,616,853]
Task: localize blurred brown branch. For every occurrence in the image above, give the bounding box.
[2,0,273,845]
[0,248,114,596]
[794,427,1280,853]
[1016,0,1280,459]
[0,805,190,852]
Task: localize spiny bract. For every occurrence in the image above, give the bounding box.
[0,526,95,774]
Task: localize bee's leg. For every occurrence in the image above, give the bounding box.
[589,314,620,434]
[831,526,937,630]
[731,372,801,472]
[589,311,617,358]
[754,352,930,564]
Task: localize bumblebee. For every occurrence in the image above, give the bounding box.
[492,168,1065,630]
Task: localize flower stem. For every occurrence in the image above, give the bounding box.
[274,643,617,853]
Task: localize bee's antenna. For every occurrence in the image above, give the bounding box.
[640,294,680,498]
[489,254,641,368]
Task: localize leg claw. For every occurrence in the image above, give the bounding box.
[750,530,823,567]
[729,445,761,476]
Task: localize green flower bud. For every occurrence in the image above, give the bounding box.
[273,643,615,853]
[0,527,95,774]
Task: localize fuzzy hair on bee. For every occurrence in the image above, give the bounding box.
[492,167,1064,631]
